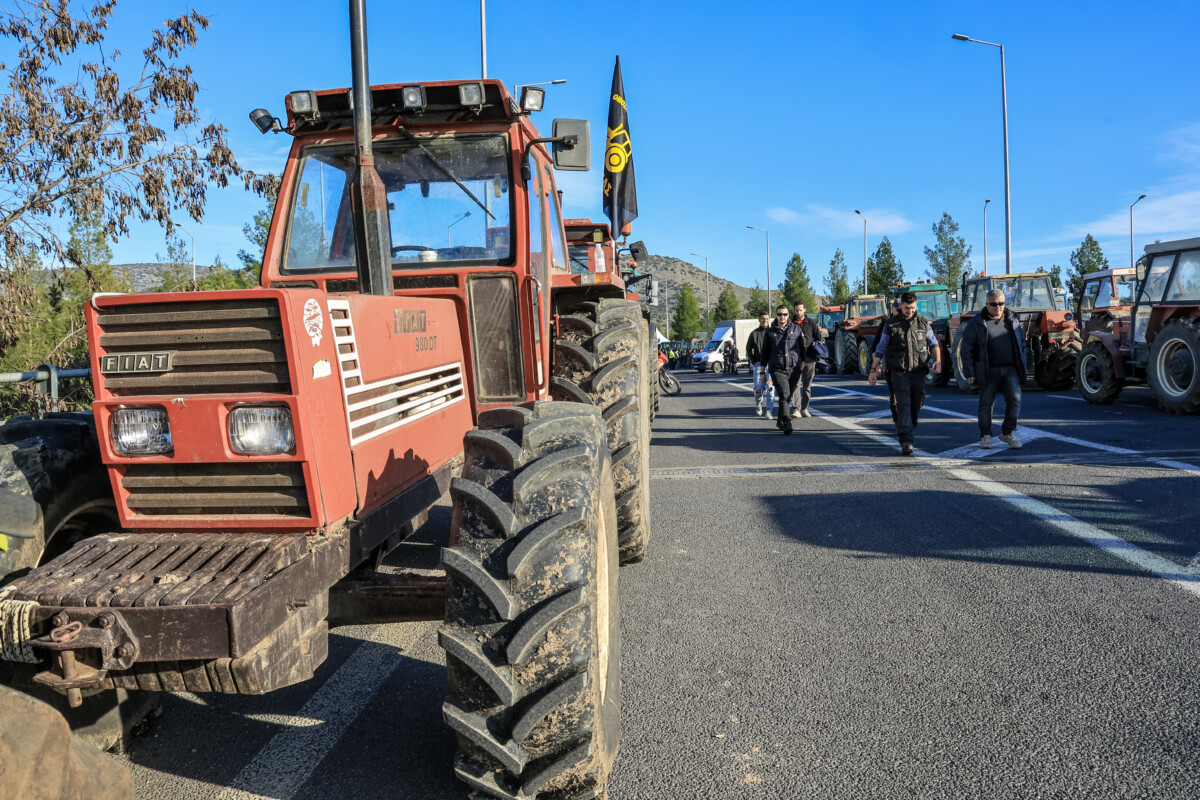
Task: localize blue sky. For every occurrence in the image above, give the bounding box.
[32,0,1200,293]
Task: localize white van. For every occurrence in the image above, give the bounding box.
[692,319,758,373]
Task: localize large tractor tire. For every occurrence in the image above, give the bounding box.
[1034,335,1081,391]
[552,299,652,564]
[440,402,621,800]
[0,685,134,800]
[1076,340,1123,404]
[836,330,857,375]
[1148,318,1200,414]
[857,336,873,376]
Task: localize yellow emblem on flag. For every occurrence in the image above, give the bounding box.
[606,123,631,173]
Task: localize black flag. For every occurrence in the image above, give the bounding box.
[602,56,638,234]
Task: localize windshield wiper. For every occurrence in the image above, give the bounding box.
[396,129,495,220]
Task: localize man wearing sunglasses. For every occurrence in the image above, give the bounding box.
[758,304,808,434]
[957,288,1027,449]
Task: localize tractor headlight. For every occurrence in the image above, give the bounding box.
[229,406,295,456]
[112,407,172,455]
[401,84,427,111]
[458,82,484,107]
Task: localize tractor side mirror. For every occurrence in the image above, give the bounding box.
[551,119,590,171]
[628,240,649,263]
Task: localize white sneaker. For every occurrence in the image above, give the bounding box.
[1000,433,1022,449]
[790,409,801,419]
[754,396,764,416]
[980,435,994,449]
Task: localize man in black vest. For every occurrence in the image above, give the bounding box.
[868,291,942,455]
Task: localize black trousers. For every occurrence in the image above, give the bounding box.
[770,366,803,423]
[890,369,927,445]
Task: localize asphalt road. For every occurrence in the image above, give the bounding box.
[115,368,1200,799]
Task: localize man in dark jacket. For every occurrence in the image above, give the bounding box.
[868,291,942,455]
[958,288,1026,449]
[746,313,771,416]
[758,304,808,434]
[790,302,822,419]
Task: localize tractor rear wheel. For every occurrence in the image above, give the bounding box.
[552,299,652,563]
[1076,341,1123,404]
[951,330,977,393]
[1035,332,1082,391]
[1148,318,1200,414]
[857,337,873,376]
[441,402,621,800]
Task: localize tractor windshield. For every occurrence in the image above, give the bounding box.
[1115,275,1136,305]
[990,277,1054,310]
[851,298,888,318]
[282,133,513,272]
[818,310,844,329]
[912,292,951,318]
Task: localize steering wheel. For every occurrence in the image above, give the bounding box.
[391,245,437,255]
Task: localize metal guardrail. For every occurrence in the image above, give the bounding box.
[0,365,92,401]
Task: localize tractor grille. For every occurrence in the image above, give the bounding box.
[97,300,291,396]
[120,462,310,520]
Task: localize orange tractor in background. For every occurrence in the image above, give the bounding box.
[1077,238,1200,412]
[0,4,651,798]
[1075,266,1137,344]
[832,295,890,375]
[950,271,1082,391]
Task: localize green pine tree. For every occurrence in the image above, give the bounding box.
[153,233,196,292]
[670,283,702,342]
[778,253,818,311]
[714,284,741,322]
[237,177,279,283]
[867,237,903,294]
[1067,234,1109,295]
[825,248,851,305]
[923,212,972,287]
[743,282,769,318]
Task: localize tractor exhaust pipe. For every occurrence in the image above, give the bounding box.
[348,0,392,297]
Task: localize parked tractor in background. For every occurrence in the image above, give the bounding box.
[0,7,647,798]
[892,281,957,387]
[1076,266,1137,344]
[1077,238,1200,412]
[833,295,890,375]
[815,306,843,374]
[950,271,1082,392]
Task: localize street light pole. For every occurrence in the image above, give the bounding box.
[953,34,1012,274]
[480,0,487,78]
[983,199,991,276]
[689,252,711,336]
[447,210,472,247]
[854,210,867,292]
[746,226,771,309]
[1130,194,1146,270]
[177,225,196,284]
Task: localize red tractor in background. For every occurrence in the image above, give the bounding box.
[1077,238,1200,412]
[1076,266,1137,344]
[0,5,651,798]
[950,271,1082,391]
[832,294,890,375]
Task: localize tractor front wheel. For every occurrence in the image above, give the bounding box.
[1076,341,1123,404]
[836,331,857,375]
[440,402,621,800]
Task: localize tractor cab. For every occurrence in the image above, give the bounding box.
[1076,267,1136,342]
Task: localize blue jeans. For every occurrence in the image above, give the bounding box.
[978,366,1021,436]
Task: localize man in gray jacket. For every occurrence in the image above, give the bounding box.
[958,289,1027,449]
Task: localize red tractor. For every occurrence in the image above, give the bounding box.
[0,8,649,799]
[832,294,890,375]
[950,271,1081,391]
[1076,266,1137,344]
[1077,238,1200,412]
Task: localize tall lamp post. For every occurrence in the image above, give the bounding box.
[447,210,471,246]
[177,224,196,284]
[689,251,711,337]
[854,210,867,292]
[1130,194,1146,270]
[983,199,991,276]
[746,226,771,309]
[953,33,1012,274]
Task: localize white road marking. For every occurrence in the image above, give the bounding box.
[933,428,1053,459]
[1188,554,1200,576]
[1152,458,1200,474]
[215,633,414,800]
[857,409,895,419]
[1050,394,1085,401]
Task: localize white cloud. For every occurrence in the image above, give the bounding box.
[1162,122,1200,165]
[765,204,915,238]
[1057,189,1200,242]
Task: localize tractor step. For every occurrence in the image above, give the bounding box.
[0,531,346,697]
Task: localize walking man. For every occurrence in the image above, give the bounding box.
[790,302,821,419]
[746,313,771,416]
[957,288,1026,449]
[758,304,807,434]
[868,291,942,455]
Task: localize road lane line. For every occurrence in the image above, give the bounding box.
[215,635,408,800]
[1152,458,1200,474]
[1050,394,1085,401]
[947,466,1200,599]
[802,405,1200,598]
